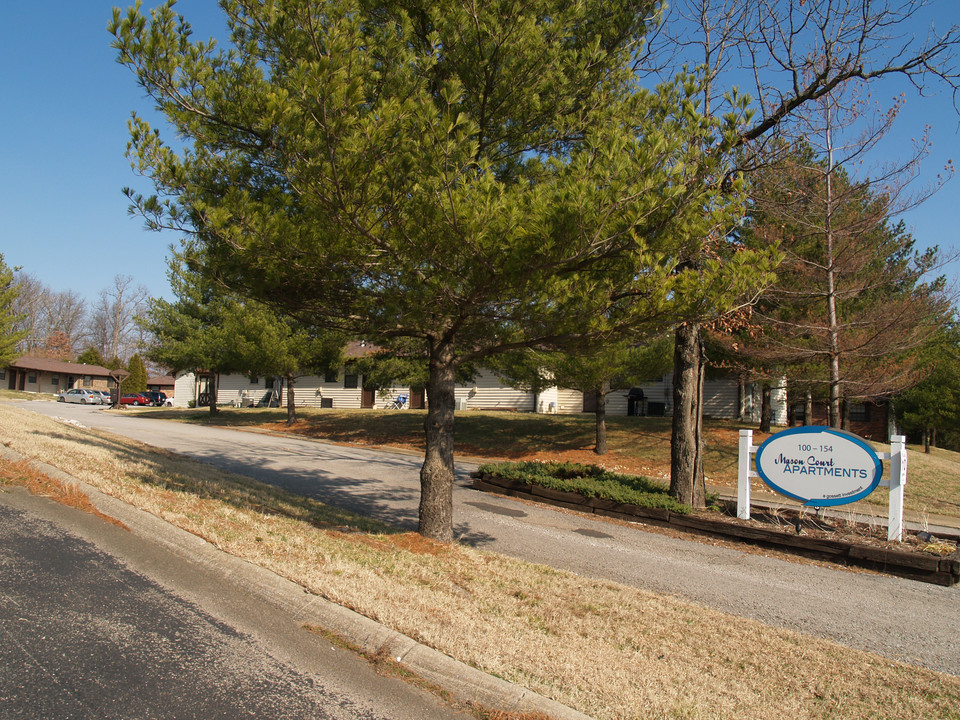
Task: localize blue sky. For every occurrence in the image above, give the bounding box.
[1,1,957,306]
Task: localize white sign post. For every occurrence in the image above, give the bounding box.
[737,428,907,542]
[737,429,756,520]
[879,435,907,542]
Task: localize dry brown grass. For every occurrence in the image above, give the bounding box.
[0,457,128,529]
[2,404,959,720]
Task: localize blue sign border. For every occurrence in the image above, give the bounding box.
[755,426,883,507]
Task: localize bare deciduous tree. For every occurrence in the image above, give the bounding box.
[645,0,959,507]
[43,289,87,354]
[9,273,88,357]
[10,272,47,354]
[90,275,149,362]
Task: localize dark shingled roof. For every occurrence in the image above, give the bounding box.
[9,356,113,377]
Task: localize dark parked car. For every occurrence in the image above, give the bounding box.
[119,393,150,406]
[139,391,168,406]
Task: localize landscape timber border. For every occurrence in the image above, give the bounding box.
[470,472,960,587]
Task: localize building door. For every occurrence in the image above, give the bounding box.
[361,387,376,408]
[582,391,598,413]
[409,388,425,409]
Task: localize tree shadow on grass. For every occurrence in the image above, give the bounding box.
[119,406,751,487]
[34,426,494,545]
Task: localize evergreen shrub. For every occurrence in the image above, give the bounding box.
[477,460,691,514]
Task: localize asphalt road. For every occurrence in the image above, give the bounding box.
[0,483,476,720]
[14,401,960,677]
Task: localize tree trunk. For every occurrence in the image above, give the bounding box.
[670,323,706,509]
[924,426,931,453]
[208,374,219,415]
[419,336,457,542]
[841,398,850,431]
[594,379,609,455]
[286,373,297,425]
[804,390,813,426]
[759,383,772,433]
[824,108,842,430]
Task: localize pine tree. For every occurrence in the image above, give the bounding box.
[123,354,149,394]
[0,254,26,366]
[111,0,777,539]
[77,347,106,367]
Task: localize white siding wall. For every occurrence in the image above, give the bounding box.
[288,374,361,409]
[537,386,559,412]
[736,379,789,426]
[371,385,413,409]
[619,374,673,416]
[218,373,277,406]
[173,366,782,421]
[534,386,584,414]
[454,368,535,411]
[288,374,410,409]
[771,382,788,426]
[173,372,196,407]
[548,387,584,414]
[217,372,416,410]
[603,390,629,416]
[703,375,739,419]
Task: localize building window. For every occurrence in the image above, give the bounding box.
[325,370,338,383]
[849,402,871,422]
[790,403,806,423]
[83,375,92,387]
[28,374,37,384]
[50,375,59,387]
[0,370,5,380]
[249,375,259,385]
[343,373,358,389]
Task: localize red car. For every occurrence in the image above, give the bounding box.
[119,393,150,406]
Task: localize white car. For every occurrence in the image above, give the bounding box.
[57,388,103,405]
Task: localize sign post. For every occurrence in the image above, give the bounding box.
[737,429,755,520]
[737,427,907,542]
[882,435,907,542]
[108,369,130,407]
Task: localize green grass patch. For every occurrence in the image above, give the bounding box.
[478,460,691,514]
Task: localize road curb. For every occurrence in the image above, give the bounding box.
[0,444,593,720]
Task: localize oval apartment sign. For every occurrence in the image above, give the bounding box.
[755,426,883,507]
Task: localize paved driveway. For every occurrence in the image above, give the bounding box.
[14,401,960,676]
[0,487,473,720]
